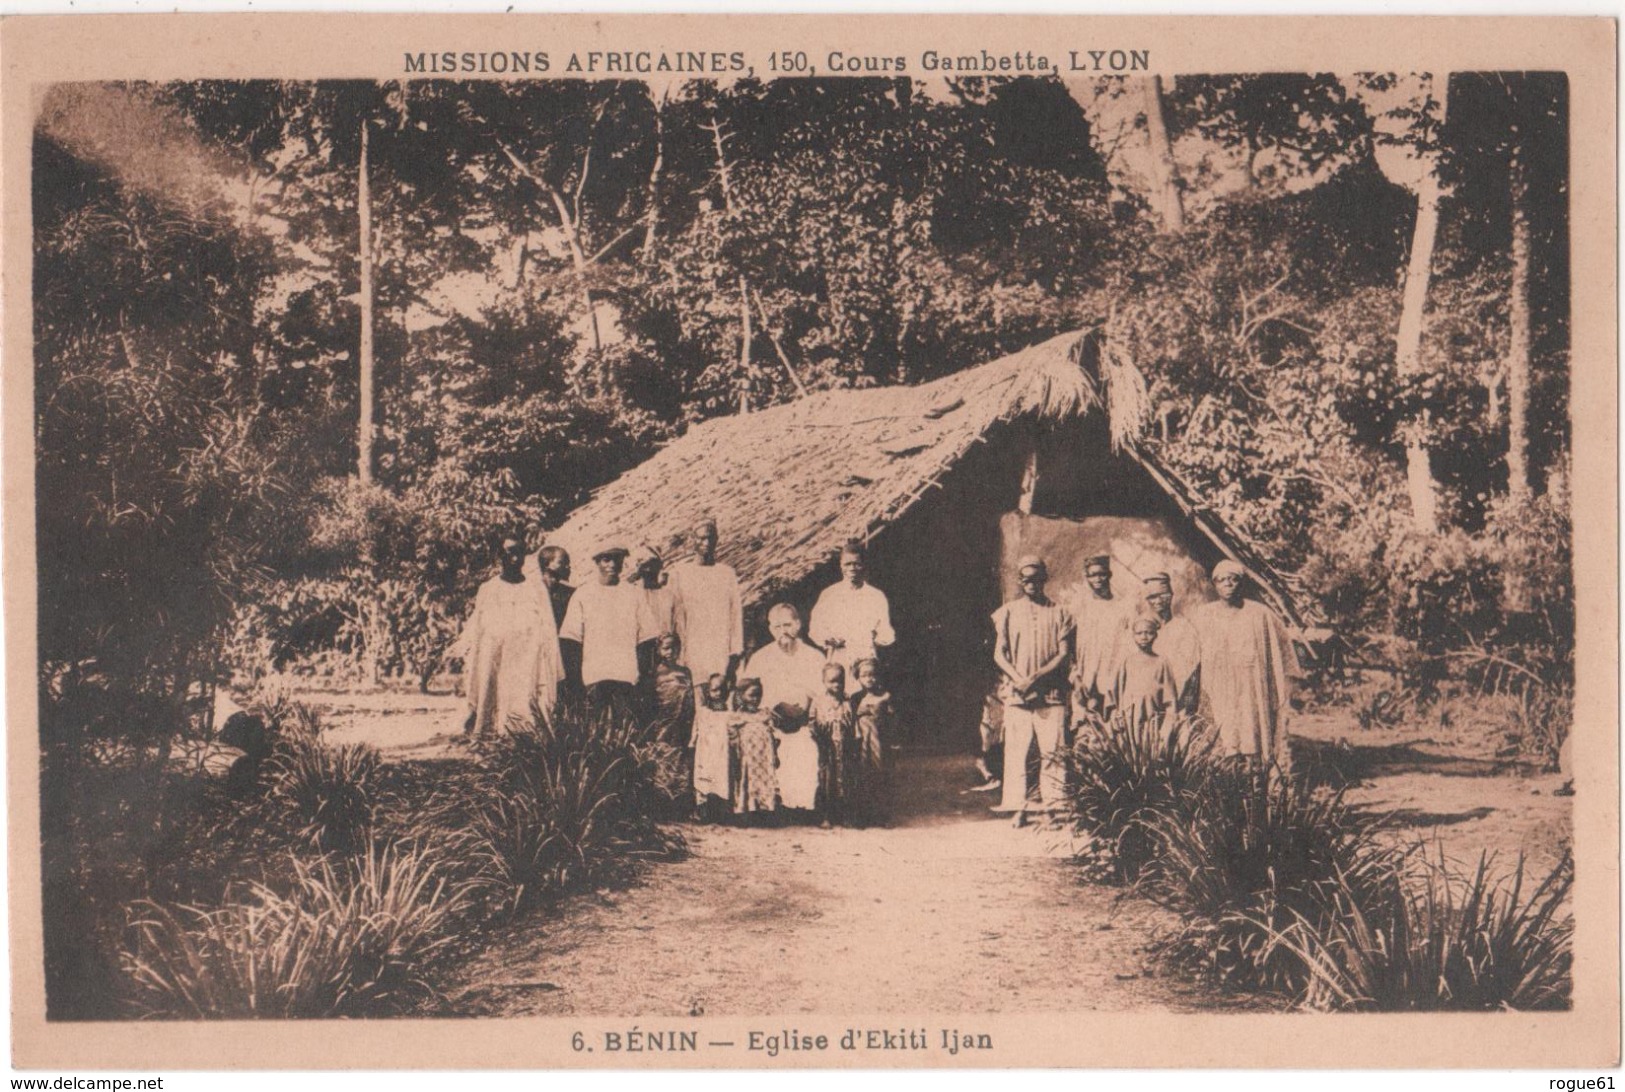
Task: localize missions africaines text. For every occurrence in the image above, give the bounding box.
[403,48,1148,76]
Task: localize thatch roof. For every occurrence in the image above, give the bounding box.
[548,330,1309,628]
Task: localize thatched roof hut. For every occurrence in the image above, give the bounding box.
[548,329,1307,744]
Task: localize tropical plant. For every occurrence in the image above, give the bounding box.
[1066,715,1215,883]
[1150,765,1394,995]
[123,840,465,1018]
[266,713,381,854]
[1259,851,1573,1011]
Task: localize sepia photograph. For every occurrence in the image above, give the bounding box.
[3,11,1617,1072]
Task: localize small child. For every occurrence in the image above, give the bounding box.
[971,686,1004,793]
[1112,613,1180,738]
[809,662,853,828]
[847,658,895,827]
[651,632,695,747]
[692,673,733,820]
[729,677,778,817]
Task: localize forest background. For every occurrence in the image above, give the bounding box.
[34,70,1572,770]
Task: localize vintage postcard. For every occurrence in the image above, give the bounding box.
[2,11,1616,1071]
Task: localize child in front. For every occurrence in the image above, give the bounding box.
[692,672,733,821]
[809,661,853,828]
[1113,613,1179,738]
[730,677,778,819]
[846,658,895,826]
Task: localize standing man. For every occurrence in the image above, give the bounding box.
[1193,560,1302,772]
[991,556,1075,826]
[1067,554,1131,720]
[629,544,678,640]
[810,539,896,680]
[457,532,565,738]
[1143,572,1201,714]
[559,543,660,720]
[669,517,745,691]
[537,545,580,698]
[537,546,575,629]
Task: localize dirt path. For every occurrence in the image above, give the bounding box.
[437,755,1236,1017]
[288,682,1568,1016]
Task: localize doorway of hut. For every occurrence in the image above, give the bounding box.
[783,416,1230,808]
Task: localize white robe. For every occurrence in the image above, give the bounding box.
[1153,614,1203,711]
[1065,586,1133,707]
[457,575,564,736]
[1193,598,1301,765]
[669,562,745,683]
[744,639,826,810]
[808,581,895,677]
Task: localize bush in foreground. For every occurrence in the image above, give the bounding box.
[1259,852,1573,1011]
[1065,723,1573,1010]
[1066,715,1214,884]
[461,698,686,914]
[123,840,465,1018]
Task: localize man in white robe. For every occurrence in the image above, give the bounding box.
[809,539,896,679]
[1193,560,1302,770]
[457,534,565,738]
[1064,554,1132,719]
[669,518,745,689]
[1143,572,1202,714]
[743,603,826,811]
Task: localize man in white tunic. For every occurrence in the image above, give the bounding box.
[809,539,896,679]
[992,556,1075,824]
[559,543,660,719]
[1143,572,1202,714]
[1065,554,1132,720]
[457,534,565,738]
[1193,560,1302,771]
[743,603,826,812]
[669,518,745,689]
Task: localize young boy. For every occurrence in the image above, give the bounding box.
[809,661,853,828]
[847,658,895,826]
[1113,613,1180,738]
[729,677,778,818]
[692,672,733,820]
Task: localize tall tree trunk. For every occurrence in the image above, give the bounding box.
[736,274,752,413]
[1506,135,1533,505]
[496,142,606,389]
[708,114,754,413]
[1393,77,1450,533]
[358,119,374,487]
[641,88,666,264]
[1142,75,1185,232]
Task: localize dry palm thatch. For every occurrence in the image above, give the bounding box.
[547,330,1306,627]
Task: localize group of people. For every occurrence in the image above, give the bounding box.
[456,514,1301,831]
[455,520,900,827]
[983,552,1301,823]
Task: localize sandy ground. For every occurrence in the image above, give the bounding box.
[288,681,1571,1016]
[435,755,1250,1017]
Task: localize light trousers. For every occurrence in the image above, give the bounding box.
[999,703,1067,812]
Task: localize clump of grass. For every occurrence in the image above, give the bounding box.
[266,712,381,854]
[1066,716,1214,884]
[1064,715,1574,1009]
[1259,851,1573,1011]
[1150,766,1394,995]
[122,839,465,1018]
[461,698,685,915]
